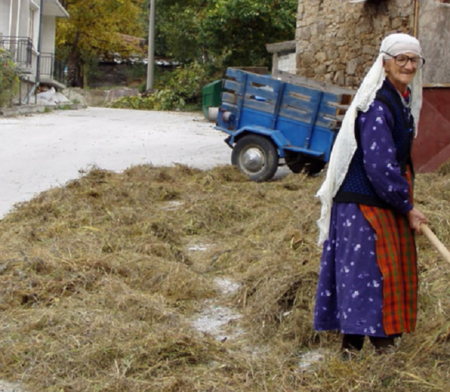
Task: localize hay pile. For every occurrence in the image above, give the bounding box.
[0,163,449,391]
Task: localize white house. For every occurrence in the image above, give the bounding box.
[0,0,69,103]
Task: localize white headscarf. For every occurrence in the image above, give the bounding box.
[316,33,423,245]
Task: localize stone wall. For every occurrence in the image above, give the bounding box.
[296,0,415,88]
[88,62,145,89]
[63,87,139,107]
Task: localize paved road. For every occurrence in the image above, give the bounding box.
[0,107,230,218]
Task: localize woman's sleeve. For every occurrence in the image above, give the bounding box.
[357,101,413,214]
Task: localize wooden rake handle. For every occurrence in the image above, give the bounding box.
[420,224,450,264]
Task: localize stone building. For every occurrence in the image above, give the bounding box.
[294,0,450,172]
[296,0,415,87]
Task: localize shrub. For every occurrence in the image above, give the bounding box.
[160,62,207,104]
[111,62,209,111]
[0,48,19,108]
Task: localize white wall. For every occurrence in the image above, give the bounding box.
[277,53,296,74]
[1,1,59,53]
[0,0,10,36]
[41,15,55,53]
[18,0,30,37]
[0,0,33,38]
[29,1,40,45]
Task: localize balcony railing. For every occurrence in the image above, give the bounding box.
[1,37,66,86]
[40,53,66,85]
[0,36,33,70]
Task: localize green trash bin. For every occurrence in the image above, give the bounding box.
[202,80,222,120]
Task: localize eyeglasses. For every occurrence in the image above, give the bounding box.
[382,52,425,69]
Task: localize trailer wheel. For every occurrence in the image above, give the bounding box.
[307,160,326,176]
[285,153,305,174]
[231,135,278,182]
[285,153,325,176]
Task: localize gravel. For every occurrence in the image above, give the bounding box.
[0,107,229,218]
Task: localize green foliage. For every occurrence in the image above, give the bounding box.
[57,0,145,57]
[111,88,185,111]
[160,62,206,103]
[56,104,73,110]
[157,3,203,63]
[154,0,297,67]
[0,48,19,108]
[123,63,147,83]
[57,0,297,88]
[111,62,208,111]
[56,0,146,87]
[200,0,298,67]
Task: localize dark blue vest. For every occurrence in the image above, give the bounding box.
[334,79,415,208]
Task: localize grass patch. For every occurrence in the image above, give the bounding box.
[0,163,449,391]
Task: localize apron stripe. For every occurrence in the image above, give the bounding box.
[359,205,417,335]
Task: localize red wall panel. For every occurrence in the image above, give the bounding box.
[412,88,450,173]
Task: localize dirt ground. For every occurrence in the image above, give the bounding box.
[0,108,229,219]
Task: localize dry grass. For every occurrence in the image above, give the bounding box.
[0,162,449,391]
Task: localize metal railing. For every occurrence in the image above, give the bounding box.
[0,36,33,69]
[40,53,66,85]
[1,37,66,86]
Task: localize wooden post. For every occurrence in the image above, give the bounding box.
[413,0,419,37]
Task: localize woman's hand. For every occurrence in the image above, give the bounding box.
[406,207,428,234]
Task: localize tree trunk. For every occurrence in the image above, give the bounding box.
[66,33,83,88]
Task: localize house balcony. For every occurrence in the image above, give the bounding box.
[43,0,69,18]
[0,36,35,73]
[1,37,66,88]
[40,53,66,87]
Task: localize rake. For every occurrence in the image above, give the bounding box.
[421,224,450,264]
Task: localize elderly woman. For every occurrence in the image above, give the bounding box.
[314,33,428,354]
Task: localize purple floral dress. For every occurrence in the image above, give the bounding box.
[314,97,413,337]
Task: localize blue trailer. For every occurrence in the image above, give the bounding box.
[215,68,355,181]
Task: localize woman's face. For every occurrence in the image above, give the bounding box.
[383,52,419,93]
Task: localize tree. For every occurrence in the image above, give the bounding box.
[153,0,206,63]
[57,0,297,87]
[155,0,297,68]
[56,0,145,87]
[201,0,298,67]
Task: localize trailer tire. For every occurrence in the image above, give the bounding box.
[306,160,326,176]
[285,153,305,174]
[285,153,325,176]
[231,135,278,182]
